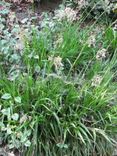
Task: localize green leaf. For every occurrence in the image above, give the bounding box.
[56,143,68,149]
[14,96,21,103]
[1,93,11,100]
[7,127,12,134]
[0,9,9,15]
[1,108,10,116]
[11,113,19,121]
[24,140,31,147]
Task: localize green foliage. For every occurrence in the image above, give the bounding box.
[65,0,117,20]
[0,2,117,155]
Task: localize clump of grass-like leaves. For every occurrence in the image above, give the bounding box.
[0,11,117,156]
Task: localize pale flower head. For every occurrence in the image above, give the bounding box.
[77,0,88,9]
[53,56,64,70]
[55,7,77,22]
[20,114,27,124]
[91,75,103,87]
[48,56,64,72]
[96,48,107,60]
[55,9,65,21]
[64,7,77,22]
[54,34,63,48]
[87,35,96,47]
[8,11,16,26]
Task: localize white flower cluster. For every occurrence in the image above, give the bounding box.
[48,56,64,72]
[96,48,107,60]
[77,0,88,9]
[91,75,103,87]
[54,34,63,48]
[87,35,96,47]
[54,7,77,22]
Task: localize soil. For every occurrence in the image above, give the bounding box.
[10,0,62,22]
